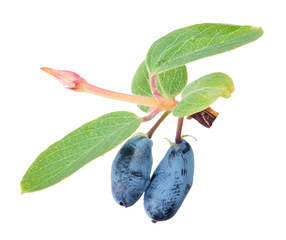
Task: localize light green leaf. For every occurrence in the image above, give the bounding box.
[146,23,263,74]
[157,64,188,99]
[21,111,142,193]
[131,60,187,112]
[173,72,234,117]
[131,61,152,112]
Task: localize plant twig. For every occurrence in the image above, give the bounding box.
[41,67,178,111]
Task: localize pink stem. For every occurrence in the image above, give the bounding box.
[150,75,163,100]
[142,107,161,122]
[83,81,159,107]
[41,67,178,111]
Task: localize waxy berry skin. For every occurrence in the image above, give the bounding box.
[144,140,194,222]
[111,135,153,207]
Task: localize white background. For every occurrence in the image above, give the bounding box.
[1,0,285,239]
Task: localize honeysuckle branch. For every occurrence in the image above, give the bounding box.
[41,67,178,111]
[83,81,159,107]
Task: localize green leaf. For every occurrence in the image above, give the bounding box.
[157,64,188,99]
[146,23,263,74]
[131,60,187,112]
[131,61,152,112]
[21,111,142,193]
[173,72,234,117]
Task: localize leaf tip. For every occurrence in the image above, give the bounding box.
[20,183,27,194]
[20,186,27,194]
[226,85,235,98]
[250,25,264,39]
[20,179,31,194]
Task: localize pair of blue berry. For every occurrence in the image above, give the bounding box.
[111,134,194,223]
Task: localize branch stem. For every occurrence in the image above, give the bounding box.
[41,67,178,111]
[83,81,159,107]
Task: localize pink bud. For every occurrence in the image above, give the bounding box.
[41,67,86,91]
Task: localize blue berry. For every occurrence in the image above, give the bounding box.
[111,134,153,207]
[144,140,194,222]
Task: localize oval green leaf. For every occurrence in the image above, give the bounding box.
[173,72,234,117]
[21,111,142,193]
[131,60,187,112]
[146,23,263,74]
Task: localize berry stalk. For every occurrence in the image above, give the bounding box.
[146,111,170,139]
[175,117,184,144]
